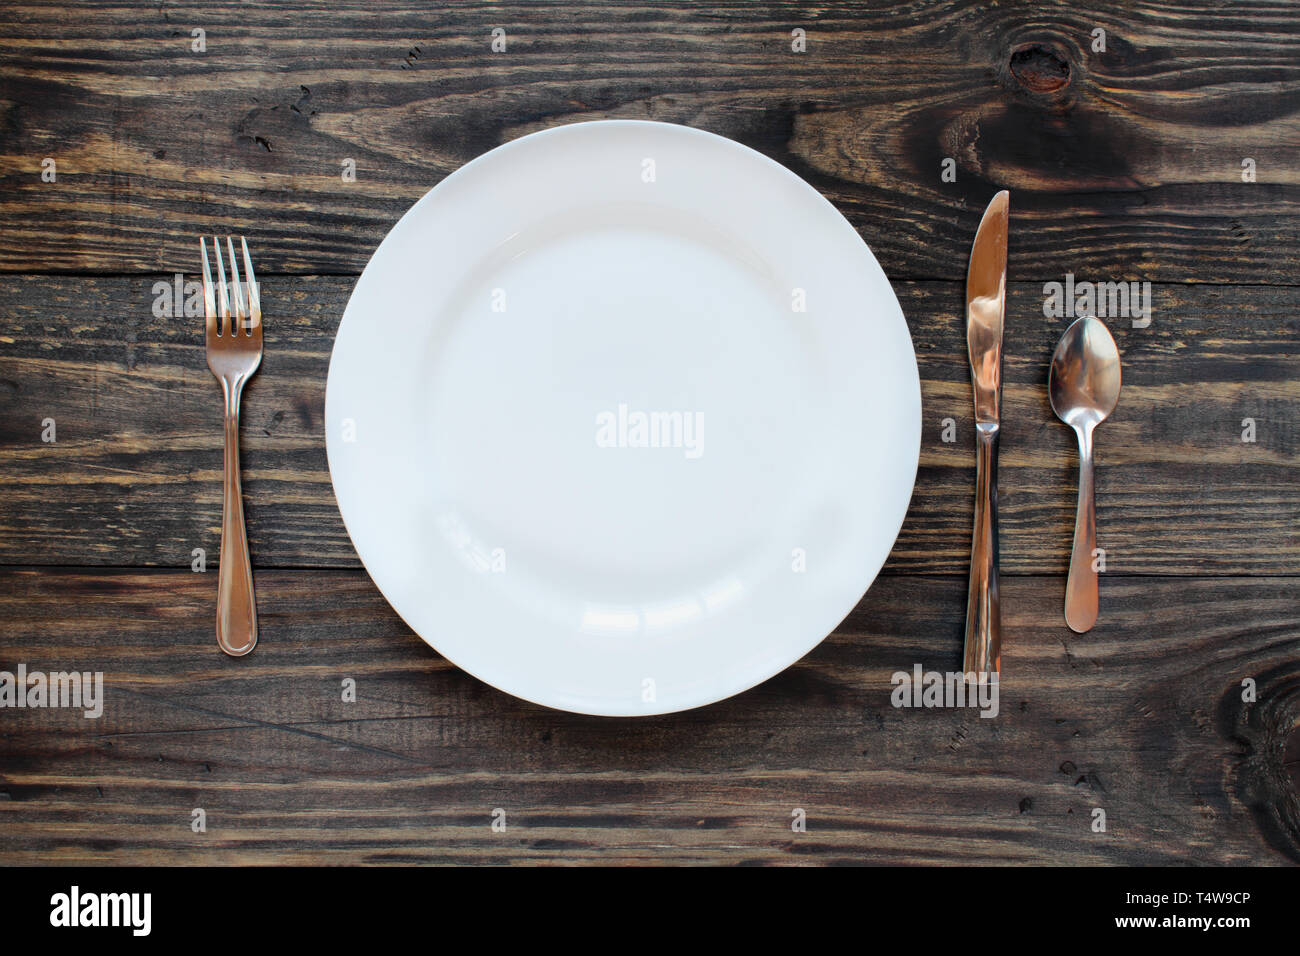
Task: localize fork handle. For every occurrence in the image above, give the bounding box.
[217,376,257,656]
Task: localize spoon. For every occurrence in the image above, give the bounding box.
[1048,315,1121,633]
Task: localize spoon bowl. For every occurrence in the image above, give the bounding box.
[1049,316,1121,431]
[1048,315,1121,633]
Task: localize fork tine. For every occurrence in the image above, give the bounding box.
[200,238,216,337]
[213,235,230,336]
[226,237,246,335]
[240,237,260,331]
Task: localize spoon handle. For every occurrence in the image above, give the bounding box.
[1065,424,1098,633]
[962,424,1000,678]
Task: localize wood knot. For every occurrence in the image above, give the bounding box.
[1009,43,1071,94]
[1222,667,1300,861]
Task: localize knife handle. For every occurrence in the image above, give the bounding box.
[963,424,1001,679]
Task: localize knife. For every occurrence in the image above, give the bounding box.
[963,190,1009,680]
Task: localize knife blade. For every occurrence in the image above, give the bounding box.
[963,190,1009,681]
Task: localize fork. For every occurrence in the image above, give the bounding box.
[202,236,262,657]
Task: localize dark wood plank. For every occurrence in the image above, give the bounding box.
[0,2,1297,280]
[0,277,1296,573]
[0,569,1296,864]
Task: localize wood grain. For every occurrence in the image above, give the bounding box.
[1,0,1298,869]
[0,277,1295,573]
[0,568,1296,865]
[0,2,1297,280]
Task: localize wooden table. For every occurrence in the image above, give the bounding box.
[1,1,1297,865]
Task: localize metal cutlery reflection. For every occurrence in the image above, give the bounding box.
[963,191,1009,680]
[201,236,262,657]
[1049,315,1121,633]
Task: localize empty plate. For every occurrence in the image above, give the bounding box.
[325,120,920,715]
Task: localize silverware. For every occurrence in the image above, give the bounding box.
[963,191,1009,679]
[1048,315,1121,633]
[201,237,262,657]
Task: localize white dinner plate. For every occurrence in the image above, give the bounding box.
[326,120,920,716]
